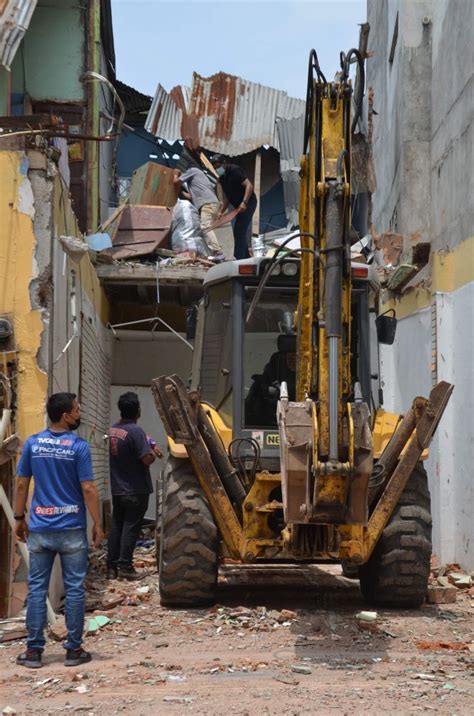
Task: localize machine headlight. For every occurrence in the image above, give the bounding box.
[282,262,298,276]
[271,264,281,276]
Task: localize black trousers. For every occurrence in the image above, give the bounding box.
[233,194,257,259]
[107,493,149,568]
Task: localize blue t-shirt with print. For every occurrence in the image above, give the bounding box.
[16,429,94,532]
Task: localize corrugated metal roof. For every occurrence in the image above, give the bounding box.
[276,114,305,228]
[0,0,37,70]
[145,71,305,157]
[276,114,305,172]
[147,83,183,139]
[115,79,152,115]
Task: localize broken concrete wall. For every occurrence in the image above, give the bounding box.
[0,146,112,612]
[368,0,433,249]
[368,0,474,568]
[430,0,473,254]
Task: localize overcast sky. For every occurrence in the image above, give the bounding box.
[111,0,366,99]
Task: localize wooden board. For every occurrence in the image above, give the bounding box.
[129,162,178,208]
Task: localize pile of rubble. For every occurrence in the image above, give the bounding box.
[427,556,474,605]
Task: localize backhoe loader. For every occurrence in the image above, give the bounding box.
[152,49,453,609]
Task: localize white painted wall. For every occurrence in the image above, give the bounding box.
[432,284,474,566]
[380,282,474,568]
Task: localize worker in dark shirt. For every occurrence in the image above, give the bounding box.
[245,335,297,427]
[106,392,162,581]
[211,154,257,260]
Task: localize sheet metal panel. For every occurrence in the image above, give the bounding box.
[0,0,37,69]
[146,71,305,157]
[146,83,183,140]
[277,114,305,172]
[276,114,305,227]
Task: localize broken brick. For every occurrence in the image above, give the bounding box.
[48,617,68,642]
[426,585,457,604]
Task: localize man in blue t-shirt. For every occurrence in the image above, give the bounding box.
[107,392,162,581]
[14,392,103,669]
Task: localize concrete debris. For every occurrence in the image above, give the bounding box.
[1,562,473,712]
[428,559,473,602]
[48,617,69,642]
[448,572,473,588]
[279,609,297,621]
[386,263,418,291]
[272,675,300,685]
[415,641,470,652]
[290,664,312,675]
[373,231,403,268]
[207,605,299,631]
[413,673,436,681]
[356,611,378,622]
[59,235,89,263]
[427,585,457,604]
[0,621,28,643]
[2,708,17,715]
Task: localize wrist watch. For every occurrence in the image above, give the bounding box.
[14,513,25,520]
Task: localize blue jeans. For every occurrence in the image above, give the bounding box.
[233,194,257,260]
[26,529,88,651]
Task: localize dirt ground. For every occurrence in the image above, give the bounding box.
[1,561,473,715]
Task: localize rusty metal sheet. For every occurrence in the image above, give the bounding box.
[102,205,172,260]
[147,83,182,139]
[146,71,305,157]
[0,0,37,70]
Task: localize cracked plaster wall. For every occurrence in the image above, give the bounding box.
[367,0,474,567]
[0,152,48,439]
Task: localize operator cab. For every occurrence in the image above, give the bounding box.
[191,256,379,469]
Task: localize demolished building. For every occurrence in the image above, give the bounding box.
[145,70,306,233]
[367,0,473,567]
[0,0,471,625]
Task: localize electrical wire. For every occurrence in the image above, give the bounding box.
[245,232,318,325]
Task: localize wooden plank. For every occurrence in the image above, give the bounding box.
[129,163,177,207]
[0,463,13,618]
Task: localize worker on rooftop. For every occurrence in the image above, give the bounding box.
[211,154,257,260]
[173,166,225,262]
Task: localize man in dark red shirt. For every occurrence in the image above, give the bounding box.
[107,392,162,580]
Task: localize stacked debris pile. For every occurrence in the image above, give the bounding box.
[91,160,217,266]
[427,556,474,605]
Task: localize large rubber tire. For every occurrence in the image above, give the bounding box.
[359,463,432,608]
[159,456,218,607]
[341,560,360,579]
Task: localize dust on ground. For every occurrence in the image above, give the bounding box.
[1,557,473,715]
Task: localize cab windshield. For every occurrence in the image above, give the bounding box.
[243,287,297,428]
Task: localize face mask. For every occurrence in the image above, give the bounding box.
[68,418,81,431]
[216,166,225,177]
